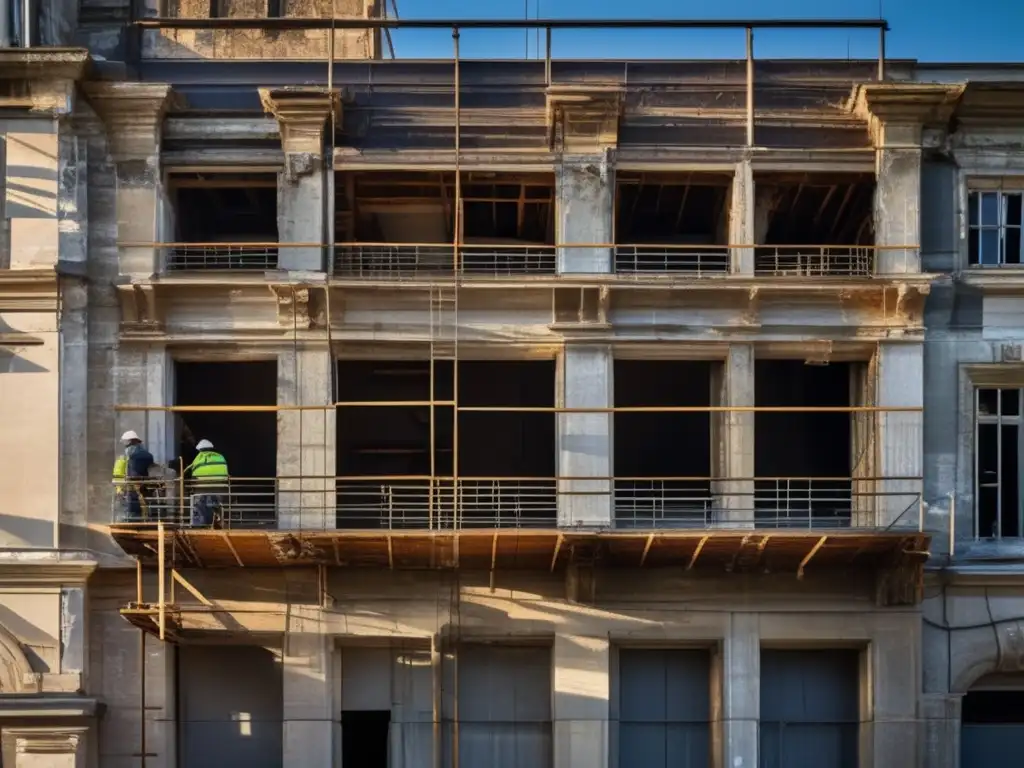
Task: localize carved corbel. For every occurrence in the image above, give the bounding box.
[83,82,178,164]
[259,87,339,183]
[546,85,623,153]
[116,283,163,333]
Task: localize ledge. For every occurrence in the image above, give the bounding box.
[850,82,964,125]
[0,695,101,720]
[955,81,1024,127]
[0,48,89,82]
[960,268,1024,293]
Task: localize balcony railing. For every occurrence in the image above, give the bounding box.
[163,243,282,271]
[753,245,898,277]
[614,245,730,276]
[110,475,921,532]
[333,243,557,279]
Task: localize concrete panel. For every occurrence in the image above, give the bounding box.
[557,157,613,274]
[555,635,609,768]
[0,316,59,547]
[5,133,58,219]
[179,645,283,768]
[920,160,958,273]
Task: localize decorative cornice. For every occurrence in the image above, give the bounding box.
[955,81,1024,127]
[0,268,59,312]
[546,84,622,153]
[11,726,87,754]
[0,560,98,585]
[259,86,339,156]
[0,49,90,83]
[851,82,965,124]
[82,82,177,163]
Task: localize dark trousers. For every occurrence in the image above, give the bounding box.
[191,484,226,527]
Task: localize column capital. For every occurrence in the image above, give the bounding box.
[850,82,963,147]
[546,84,622,153]
[82,81,176,162]
[259,86,340,155]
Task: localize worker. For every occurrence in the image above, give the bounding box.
[186,439,229,527]
[112,430,154,522]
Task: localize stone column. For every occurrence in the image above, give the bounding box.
[283,630,334,766]
[556,154,613,274]
[277,336,335,531]
[729,159,755,275]
[83,82,174,278]
[558,344,612,527]
[871,622,920,768]
[717,344,755,525]
[553,634,609,768]
[876,342,924,529]
[11,728,87,768]
[854,84,961,276]
[260,87,337,274]
[920,693,961,768]
[722,613,759,768]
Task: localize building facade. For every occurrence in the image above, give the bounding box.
[0,6,1021,768]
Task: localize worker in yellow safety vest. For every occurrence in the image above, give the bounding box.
[112,430,154,522]
[186,439,229,527]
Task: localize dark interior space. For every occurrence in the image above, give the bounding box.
[175,360,278,527]
[962,689,1024,766]
[755,173,875,276]
[614,173,731,273]
[341,710,390,768]
[336,359,556,528]
[976,388,1021,538]
[755,360,852,526]
[334,171,556,276]
[613,360,713,528]
[169,172,278,270]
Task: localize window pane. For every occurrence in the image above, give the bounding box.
[969,229,980,265]
[1008,193,1023,227]
[1001,423,1019,537]
[982,229,1000,265]
[982,193,1000,225]
[1008,227,1022,266]
[979,389,999,415]
[1002,389,1021,417]
[969,192,980,226]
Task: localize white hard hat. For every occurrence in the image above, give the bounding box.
[121,430,140,442]
[196,439,214,451]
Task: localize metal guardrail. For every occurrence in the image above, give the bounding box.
[164,244,281,271]
[111,475,922,531]
[333,244,557,278]
[754,246,876,277]
[613,245,730,276]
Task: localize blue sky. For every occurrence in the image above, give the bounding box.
[383,0,1024,62]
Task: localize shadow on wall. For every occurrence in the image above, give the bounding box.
[5,163,58,220]
[0,513,55,549]
[0,315,49,374]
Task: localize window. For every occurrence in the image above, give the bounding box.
[969,190,1024,266]
[976,388,1023,538]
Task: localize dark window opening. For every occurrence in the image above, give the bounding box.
[342,710,390,768]
[267,0,283,17]
[336,359,556,529]
[760,649,859,768]
[976,387,1022,538]
[614,173,731,274]
[168,172,278,271]
[175,361,278,528]
[613,360,714,528]
[754,360,852,527]
[755,173,875,277]
[334,171,556,277]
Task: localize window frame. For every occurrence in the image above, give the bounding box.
[967,186,1024,268]
[974,386,1024,538]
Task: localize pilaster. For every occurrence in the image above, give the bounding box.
[84,82,175,278]
[876,342,924,529]
[548,86,620,275]
[853,83,962,275]
[718,344,755,525]
[260,87,338,273]
[283,629,334,765]
[729,159,755,275]
[722,613,759,768]
[558,344,613,527]
[553,634,609,768]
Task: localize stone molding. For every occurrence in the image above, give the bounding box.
[0,622,37,694]
[849,82,964,147]
[546,85,622,153]
[955,81,1024,128]
[82,82,176,162]
[11,726,86,755]
[259,87,339,157]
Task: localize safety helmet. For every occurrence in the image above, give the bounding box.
[196,439,214,451]
[121,430,140,443]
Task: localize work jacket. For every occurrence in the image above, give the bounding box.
[188,450,229,483]
[113,444,154,482]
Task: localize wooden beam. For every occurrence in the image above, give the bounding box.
[640,533,655,567]
[550,533,564,572]
[686,535,709,571]
[171,570,213,607]
[387,534,394,570]
[797,535,828,580]
[221,532,243,567]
